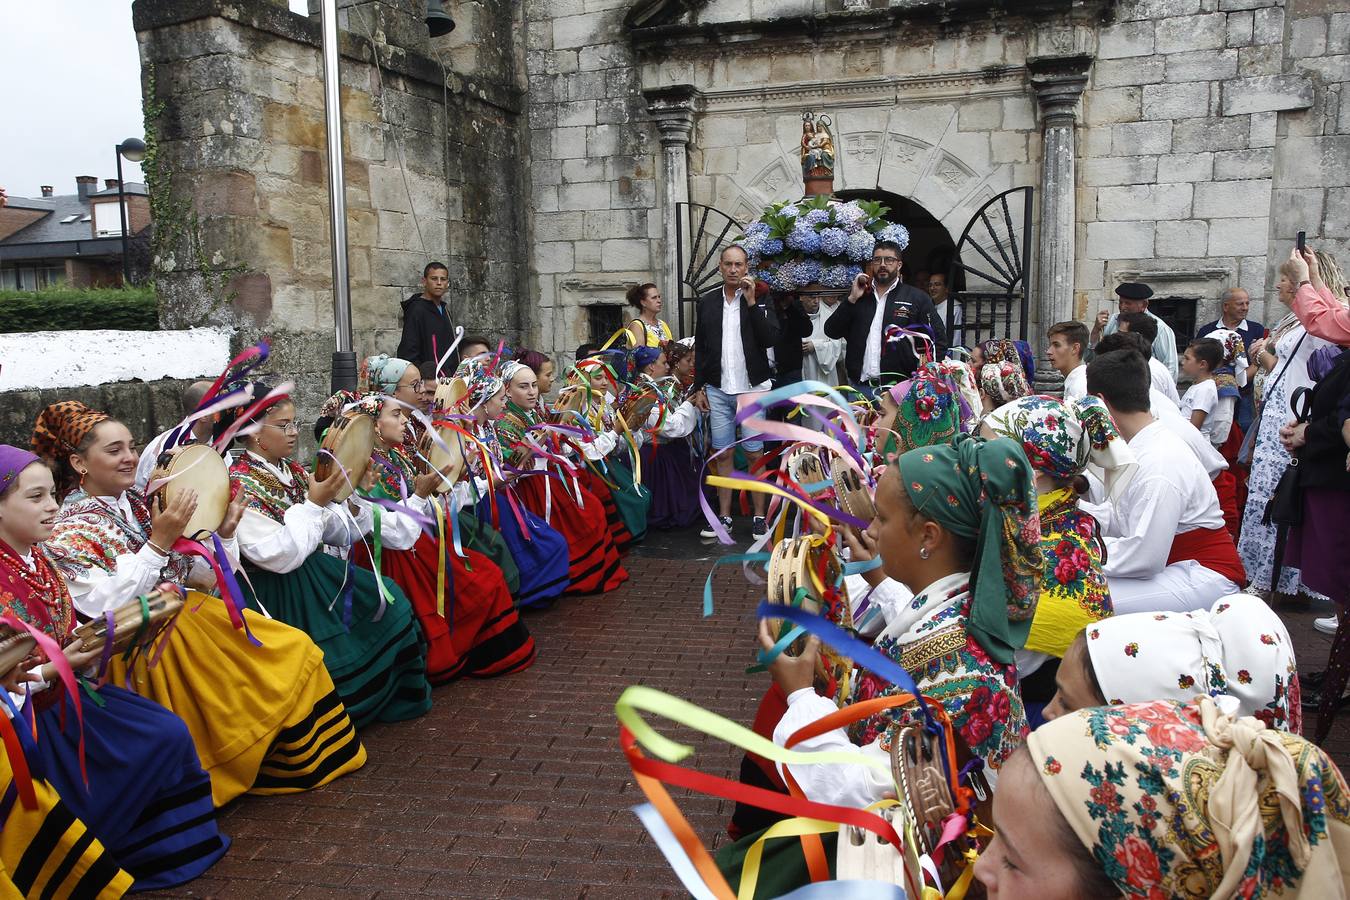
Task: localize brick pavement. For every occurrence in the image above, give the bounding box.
[152,529,1349,899]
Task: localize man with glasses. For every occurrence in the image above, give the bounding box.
[825,239,946,398]
[693,244,780,539]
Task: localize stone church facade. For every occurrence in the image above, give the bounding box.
[120,0,1346,429]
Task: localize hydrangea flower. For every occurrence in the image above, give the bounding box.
[786,224,822,254]
[760,238,784,256]
[802,208,830,226]
[780,203,800,219]
[821,263,852,288]
[818,227,848,257]
[770,261,798,291]
[745,221,771,239]
[876,222,912,250]
[794,259,823,286]
[845,230,876,262]
[834,202,867,233]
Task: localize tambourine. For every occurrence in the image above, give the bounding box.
[785,445,828,496]
[147,444,230,541]
[889,720,983,887]
[765,536,854,705]
[69,587,184,658]
[835,805,924,891]
[831,455,875,524]
[433,377,468,412]
[550,385,593,425]
[617,383,662,432]
[0,627,36,676]
[313,410,376,502]
[416,420,466,493]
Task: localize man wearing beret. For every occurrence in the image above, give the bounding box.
[1090,281,1179,378]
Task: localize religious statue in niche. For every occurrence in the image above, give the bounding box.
[800,112,835,180]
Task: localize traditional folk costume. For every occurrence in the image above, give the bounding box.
[628,316,673,348]
[229,444,431,729]
[982,395,1136,671]
[0,741,133,899]
[1029,698,1349,898]
[0,449,227,891]
[576,351,652,543]
[496,364,627,595]
[641,352,706,530]
[32,402,366,805]
[773,438,1038,803]
[347,392,535,682]
[453,358,571,607]
[1085,420,1245,616]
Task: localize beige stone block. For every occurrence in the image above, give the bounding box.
[552,11,618,49]
[1084,87,1142,125]
[1155,13,1226,53]
[1112,121,1173,155]
[699,116,747,148]
[263,101,325,146]
[1214,148,1274,180]
[558,181,610,211]
[557,100,597,128]
[1098,183,1194,221]
[1157,152,1214,182]
[1098,19,1155,59]
[1193,179,1272,217]
[553,126,588,159]
[601,239,650,270]
[1086,221,1156,259]
[1237,44,1283,77]
[1082,156,1160,187]
[1001,97,1036,131]
[573,240,602,271]
[587,124,622,157]
[1075,258,1106,292]
[991,132,1028,163]
[348,208,378,247]
[1172,116,1250,152]
[1271,189,1325,239]
[1094,56,1166,88]
[958,98,1003,131]
[1165,49,1238,82]
[535,241,574,274]
[702,147,738,175]
[1207,217,1268,256]
[1142,82,1211,120]
[1156,219,1209,257]
[563,158,607,183]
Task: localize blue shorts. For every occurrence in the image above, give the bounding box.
[706,384,764,452]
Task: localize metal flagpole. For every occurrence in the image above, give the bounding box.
[320,0,357,393]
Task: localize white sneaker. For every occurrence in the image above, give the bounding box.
[1314,615,1339,636]
[700,515,733,539]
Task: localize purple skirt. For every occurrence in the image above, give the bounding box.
[642,436,704,529]
[1285,488,1350,605]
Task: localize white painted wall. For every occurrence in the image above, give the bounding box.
[0,327,233,391]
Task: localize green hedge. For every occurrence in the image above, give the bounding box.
[0,287,159,333]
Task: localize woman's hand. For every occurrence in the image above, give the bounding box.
[1288,248,1311,284]
[758,618,819,695]
[149,488,198,550]
[306,468,343,507]
[843,526,886,587]
[1301,246,1322,287]
[62,640,105,673]
[413,468,446,499]
[217,487,246,539]
[0,654,40,693]
[1280,421,1308,452]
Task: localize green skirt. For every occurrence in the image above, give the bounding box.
[458,508,521,596]
[242,551,432,729]
[605,455,650,543]
[713,828,837,899]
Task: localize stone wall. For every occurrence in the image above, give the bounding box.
[523,0,663,360]
[133,0,527,409]
[1076,0,1346,330]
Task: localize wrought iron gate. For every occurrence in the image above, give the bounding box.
[674,202,746,336]
[947,186,1034,347]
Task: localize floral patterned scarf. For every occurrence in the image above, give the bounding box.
[1024,487,1111,658]
[1029,697,1349,899]
[229,453,308,523]
[982,394,1137,502]
[47,490,194,587]
[1085,593,1301,733]
[898,433,1041,664]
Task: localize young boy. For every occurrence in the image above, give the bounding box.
[1047,320,1089,402]
[1179,337,1226,445]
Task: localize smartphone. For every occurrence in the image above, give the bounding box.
[1297,231,1307,252]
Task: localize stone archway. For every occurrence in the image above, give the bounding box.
[833,188,956,289]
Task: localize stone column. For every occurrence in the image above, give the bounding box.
[1029,55,1091,393]
[643,85,699,318]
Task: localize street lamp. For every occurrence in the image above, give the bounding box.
[115,138,146,286]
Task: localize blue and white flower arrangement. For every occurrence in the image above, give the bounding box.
[736,195,911,291]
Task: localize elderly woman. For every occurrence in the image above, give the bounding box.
[974,697,1349,898]
[1044,593,1300,732]
[1239,254,1338,600]
[981,394,1136,686]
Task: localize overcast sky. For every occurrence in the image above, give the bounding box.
[0,1,309,199]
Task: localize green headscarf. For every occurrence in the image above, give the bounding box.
[898,432,1042,663]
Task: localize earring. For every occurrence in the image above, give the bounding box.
[76,468,86,488]
[918,546,930,560]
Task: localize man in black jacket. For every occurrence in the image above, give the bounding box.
[824,239,946,397]
[397,261,455,372]
[693,244,780,539]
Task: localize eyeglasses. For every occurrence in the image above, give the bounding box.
[261,422,301,435]
[870,256,900,265]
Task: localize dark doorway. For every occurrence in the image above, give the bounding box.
[831,189,956,289]
[1152,297,1199,347]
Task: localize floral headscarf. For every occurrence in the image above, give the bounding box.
[979,339,1035,384]
[891,362,975,453]
[361,354,413,394]
[453,355,504,412]
[1029,697,1349,899]
[32,400,109,465]
[314,389,381,442]
[978,361,1030,406]
[1085,593,1301,733]
[1206,327,1249,400]
[497,359,529,387]
[982,394,1137,502]
[898,433,1042,663]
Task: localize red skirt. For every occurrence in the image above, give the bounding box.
[353,533,536,683]
[1213,470,1241,543]
[575,468,635,555]
[513,474,627,594]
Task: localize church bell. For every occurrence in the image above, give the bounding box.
[426,0,455,36]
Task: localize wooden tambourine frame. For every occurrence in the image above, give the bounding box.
[148,444,230,541]
[313,410,376,502]
[765,536,854,706]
